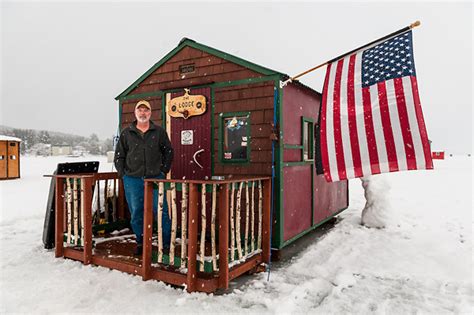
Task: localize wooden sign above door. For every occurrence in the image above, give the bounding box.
[167,88,207,119]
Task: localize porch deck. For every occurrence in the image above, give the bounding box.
[53,173,271,293]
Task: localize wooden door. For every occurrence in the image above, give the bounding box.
[7,141,19,178]
[166,87,212,180]
[0,141,7,179]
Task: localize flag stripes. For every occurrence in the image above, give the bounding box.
[340,57,354,179]
[347,54,363,179]
[333,59,346,181]
[320,34,433,182]
[377,81,399,172]
[353,52,372,178]
[361,85,380,175]
[411,77,433,169]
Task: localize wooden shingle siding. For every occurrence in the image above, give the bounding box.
[120,46,277,176]
[129,46,263,95]
[214,82,275,176]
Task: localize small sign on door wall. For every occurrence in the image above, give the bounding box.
[168,89,207,119]
[181,130,194,145]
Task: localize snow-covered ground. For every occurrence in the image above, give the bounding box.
[0,155,472,314]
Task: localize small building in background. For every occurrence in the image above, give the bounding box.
[432,151,445,160]
[51,145,72,156]
[72,145,87,157]
[0,135,21,180]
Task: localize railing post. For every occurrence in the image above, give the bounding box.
[218,183,229,289]
[262,179,272,263]
[142,180,154,281]
[82,176,93,264]
[55,177,65,258]
[187,183,198,293]
[118,178,126,220]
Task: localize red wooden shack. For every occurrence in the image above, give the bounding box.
[51,38,348,293]
[115,38,348,250]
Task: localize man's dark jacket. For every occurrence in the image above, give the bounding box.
[114,120,173,178]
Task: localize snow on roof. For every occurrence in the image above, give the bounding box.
[0,135,22,142]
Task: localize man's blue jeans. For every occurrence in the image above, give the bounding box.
[123,174,171,246]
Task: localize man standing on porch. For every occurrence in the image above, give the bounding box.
[114,100,174,256]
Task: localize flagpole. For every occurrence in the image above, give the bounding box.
[281,21,421,87]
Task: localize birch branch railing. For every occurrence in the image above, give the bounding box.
[52,173,271,293]
[53,172,126,263]
[143,177,272,292]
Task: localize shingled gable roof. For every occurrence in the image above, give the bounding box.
[115,38,321,100]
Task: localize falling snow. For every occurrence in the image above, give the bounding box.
[0,155,472,313]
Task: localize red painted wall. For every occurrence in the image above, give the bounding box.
[313,174,348,224]
[282,85,319,147]
[282,84,319,241]
[283,150,300,162]
[283,165,312,240]
[282,83,348,242]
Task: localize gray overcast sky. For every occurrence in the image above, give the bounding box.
[1,1,472,153]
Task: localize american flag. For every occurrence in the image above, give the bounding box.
[320,31,433,182]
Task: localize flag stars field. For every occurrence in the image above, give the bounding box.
[320,29,432,182]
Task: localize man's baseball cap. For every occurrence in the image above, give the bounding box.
[135,100,151,110]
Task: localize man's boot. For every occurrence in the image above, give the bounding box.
[134,244,143,256]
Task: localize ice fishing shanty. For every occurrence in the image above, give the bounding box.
[50,38,348,293]
[117,38,348,247]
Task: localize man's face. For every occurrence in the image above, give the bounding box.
[135,105,151,123]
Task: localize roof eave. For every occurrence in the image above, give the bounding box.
[115,38,284,100]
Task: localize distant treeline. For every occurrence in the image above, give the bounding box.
[0,125,114,155]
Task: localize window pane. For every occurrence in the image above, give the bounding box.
[302,120,313,161]
[223,116,248,161]
[303,122,309,160]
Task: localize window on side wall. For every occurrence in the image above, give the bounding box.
[302,117,314,161]
[219,112,251,163]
